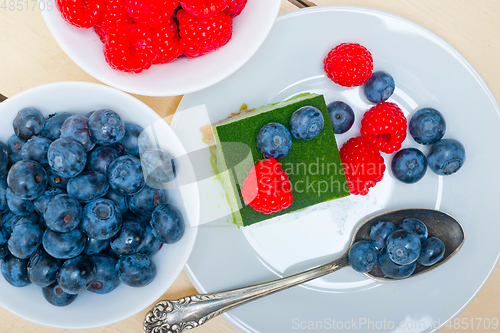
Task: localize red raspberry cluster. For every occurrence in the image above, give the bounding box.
[55,0,247,73]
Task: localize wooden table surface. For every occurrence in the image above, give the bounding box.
[1,0,500,332]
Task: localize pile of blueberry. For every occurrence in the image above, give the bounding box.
[0,107,183,307]
[348,218,445,279]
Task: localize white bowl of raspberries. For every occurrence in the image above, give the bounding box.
[40,0,282,96]
[0,81,199,328]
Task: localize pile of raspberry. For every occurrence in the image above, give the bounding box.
[55,0,247,73]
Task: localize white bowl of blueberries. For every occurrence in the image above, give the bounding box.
[0,82,199,328]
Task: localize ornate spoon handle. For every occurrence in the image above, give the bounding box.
[144,254,349,333]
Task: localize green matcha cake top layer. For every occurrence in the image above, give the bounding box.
[212,93,350,227]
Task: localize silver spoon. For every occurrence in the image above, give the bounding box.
[143,208,464,333]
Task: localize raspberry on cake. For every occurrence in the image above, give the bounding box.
[56,0,105,29]
[324,43,373,87]
[180,0,228,17]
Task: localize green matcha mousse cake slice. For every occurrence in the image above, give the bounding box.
[212,93,350,227]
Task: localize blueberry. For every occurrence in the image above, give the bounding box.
[13,107,45,139]
[348,240,378,273]
[427,139,465,176]
[110,220,144,255]
[27,248,62,287]
[48,138,87,178]
[418,237,445,266]
[409,108,446,145]
[7,135,26,164]
[256,123,292,159]
[1,254,31,287]
[42,282,78,307]
[21,136,52,165]
[8,160,48,200]
[391,148,427,184]
[116,254,157,287]
[8,215,43,259]
[150,204,184,244]
[88,109,125,145]
[138,224,163,256]
[41,112,73,140]
[6,188,35,216]
[45,166,70,189]
[67,171,109,203]
[0,140,8,173]
[363,71,395,103]
[0,227,9,260]
[60,115,95,151]
[44,194,82,232]
[118,123,150,157]
[34,187,64,215]
[87,254,120,294]
[2,212,18,234]
[57,255,96,294]
[42,228,86,259]
[327,101,355,134]
[369,221,396,249]
[289,106,324,141]
[108,155,145,195]
[0,175,9,213]
[83,237,109,255]
[82,198,122,240]
[386,230,421,265]
[105,188,128,215]
[87,145,120,174]
[399,218,428,243]
[140,149,176,186]
[128,185,167,217]
[378,248,416,279]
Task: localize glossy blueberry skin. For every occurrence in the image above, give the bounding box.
[256,123,292,159]
[60,115,95,151]
[138,224,163,256]
[57,255,96,294]
[6,188,35,216]
[83,237,109,255]
[140,149,176,185]
[41,112,73,141]
[363,71,395,103]
[369,221,396,249]
[82,198,122,241]
[2,212,18,234]
[378,248,416,279]
[1,254,31,287]
[289,106,324,141]
[0,141,8,173]
[427,139,465,176]
[0,174,9,213]
[27,248,62,287]
[8,160,48,200]
[13,107,45,139]
[409,108,446,145]
[67,171,109,203]
[42,282,78,307]
[0,227,9,260]
[7,135,26,164]
[128,185,167,217]
[34,187,64,215]
[391,148,427,184]
[118,123,150,157]
[327,101,355,134]
[108,155,145,195]
[44,194,82,232]
[87,145,120,175]
[87,254,120,294]
[89,109,125,145]
[151,204,184,244]
[110,220,144,255]
[116,253,157,287]
[387,230,421,265]
[418,237,445,266]
[48,138,87,178]
[105,188,128,215]
[45,166,70,189]
[348,240,378,273]
[21,136,52,165]
[399,218,428,243]
[42,228,86,259]
[8,216,43,259]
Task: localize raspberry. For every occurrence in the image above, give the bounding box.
[180,0,227,17]
[224,0,246,17]
[360,102,407,154]
[241,158,293,214]
[94,0,133,43]
[103,24,157,73]
[340,136,385,196]
[125,0,178,28]
[151,19,184,64]
[177,9,232,58]
[324,43,373,87]
[56,0,105,29]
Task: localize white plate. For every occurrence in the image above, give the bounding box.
[0,82,199,329]
[172,6,500,333]
[39,0,281,96]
